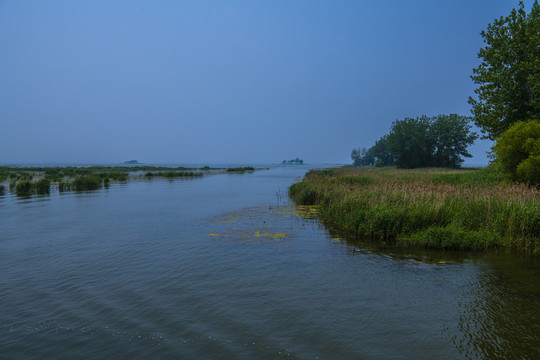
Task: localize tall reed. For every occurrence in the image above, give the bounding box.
[289,167,540,253]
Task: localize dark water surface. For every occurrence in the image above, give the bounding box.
[1,166,539,359]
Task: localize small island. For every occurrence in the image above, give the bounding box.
[282,158,304,165]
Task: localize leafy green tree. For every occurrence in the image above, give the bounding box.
[430,114,478,168]
[493,120,540,184]
[351,147,375,167]
[469,1,540,140]
[386,116,433,168]
[385,115,477,169]
[370,135,394,167]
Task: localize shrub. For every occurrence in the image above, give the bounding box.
[493,120,540,185]
[15,181,33,196]
[71,176,102,191]
[34,179,51,194]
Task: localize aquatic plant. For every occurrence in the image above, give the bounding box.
[58,181,71,192]
[0,185,5,194]
[34,178,51,194]
[162,171,203,178]
[226,167,255,172]
[15,180,33,196]
[97,172,128,181]
[71,175,102,191]
[289,167,540,254]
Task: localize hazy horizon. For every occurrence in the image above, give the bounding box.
[2,1,529,165]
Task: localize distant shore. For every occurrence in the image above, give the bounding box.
[0,165,264,196]
[289,167,540,254]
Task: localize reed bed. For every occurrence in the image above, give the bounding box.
[289,167,540,253]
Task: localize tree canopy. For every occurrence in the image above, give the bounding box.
[469,1,540,140]
[386,114,477,168]
[430,114,480,168]
[352,114,477,169]
[351,135,394,167]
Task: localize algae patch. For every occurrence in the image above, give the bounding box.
[205,205,320,244]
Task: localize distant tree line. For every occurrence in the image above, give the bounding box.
[352,114,478,169]
[282,158,304,165]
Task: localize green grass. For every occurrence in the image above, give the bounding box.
[289,167,540,254]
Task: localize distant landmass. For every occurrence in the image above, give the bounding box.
[123,160,139,164]
[282,158,304,165]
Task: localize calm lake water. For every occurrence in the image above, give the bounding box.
[1,166,539,359]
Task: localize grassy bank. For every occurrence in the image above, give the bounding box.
[289,167,540,254]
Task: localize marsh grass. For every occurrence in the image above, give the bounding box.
[145,171,203,178]
[71,175,102,191]
[226,167,255,172]
[14,180,33,196]
[289,167,540,253]
[34,179,51,194]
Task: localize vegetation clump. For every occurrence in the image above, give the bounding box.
[71,175,102,191]
[145,171,203,178]
[492,120,540,185]
[282,158,304,165]
[14,181,33,196]
[289,167,540,254]
[226,167,255,172]
[163,171,203,178]
[34,179,51,194]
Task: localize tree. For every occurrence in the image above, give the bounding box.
[386,116,433,168]
[351,147,375,167]
[492,120,540,184]
[370,135,394,167]
[469,1,540,140]
[430,114,478,168]
[385,115,477,169]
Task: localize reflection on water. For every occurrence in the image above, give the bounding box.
[453,254,540,359]
[1,167,540,359]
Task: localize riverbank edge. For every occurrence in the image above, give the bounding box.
[289,167,540,254]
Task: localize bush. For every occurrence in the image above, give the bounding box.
[34,179,51,194]
[71,176,102,191]
[493,120,540,185]
[15,181,33,196]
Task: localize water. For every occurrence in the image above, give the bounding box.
[1,166,540,359]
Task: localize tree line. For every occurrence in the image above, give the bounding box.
[352,114,477,169]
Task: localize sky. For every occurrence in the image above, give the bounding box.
[0,0,530,165]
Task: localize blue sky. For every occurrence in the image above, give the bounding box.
[0,0,528,165]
